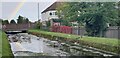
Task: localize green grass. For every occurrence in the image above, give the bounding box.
[0,31,2,57]
[29,29,119,47]
[0,31,13,58]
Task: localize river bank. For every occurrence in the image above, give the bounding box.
[0,31,14,58]
[28,29,120,55]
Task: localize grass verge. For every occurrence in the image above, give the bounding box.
[28,29,120,54]
[0,30,14,58]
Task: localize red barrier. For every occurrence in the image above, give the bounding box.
[51,26,72,34]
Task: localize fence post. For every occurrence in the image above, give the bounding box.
[118,26,120,39]
[118,26,120,55]
[78,22,81,35]
[78,26,80,35]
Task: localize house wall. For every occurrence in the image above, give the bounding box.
[41,10,59,22]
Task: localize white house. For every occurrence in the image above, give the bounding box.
[41,2,60,26]
[41,11,58,21]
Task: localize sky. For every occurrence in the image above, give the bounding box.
[1,0,57,22]
[1,0,119,22]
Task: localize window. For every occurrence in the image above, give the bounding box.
[49,12,52,15]
[49,12,57,16]
[55,12,57,15]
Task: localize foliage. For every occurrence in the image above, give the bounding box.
[2,20,9,24]
[17,15,30,24]
[17,15,24,24]
[35,20,42,29]
[56,2,74,26]
[82,2,118,36]
[57,2,118,37]
[46,20,51,27]
[57,2,70,20]
[23,18,29,23]
[0,19,2,23]
[0,31,1,57]
[10,19,16,24]
[117,1,120,26]
[61,20,72,26]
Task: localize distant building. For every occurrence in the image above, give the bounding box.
[41,2,60,26]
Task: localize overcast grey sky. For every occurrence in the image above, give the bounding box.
[1,0,119,22]
[1,0,57,22]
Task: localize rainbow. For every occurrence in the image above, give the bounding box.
[8,0,26,20]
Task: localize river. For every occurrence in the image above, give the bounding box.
[7,33,117,57]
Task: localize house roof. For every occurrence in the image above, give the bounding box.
[41,2,60,13]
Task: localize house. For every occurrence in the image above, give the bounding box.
[41,2,60,26]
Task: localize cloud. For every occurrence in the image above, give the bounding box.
[2,1,56,22]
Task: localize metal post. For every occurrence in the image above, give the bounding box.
[38,3,39,21]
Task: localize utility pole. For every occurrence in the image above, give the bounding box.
[38,3,40,21]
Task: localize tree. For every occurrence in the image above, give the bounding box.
[17,15,24,24]
[17,15,30,24]
[10,19,16,24]
[0,19,2,23]
[57,2,118,37]
[24,18,29,23]
[35,20,42,29]
[56,2,73,26]
[79,2,118,36]
[61,19,72,26]
[2,20,9,24]
[117,1,120,26]
[46,20,51,27]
